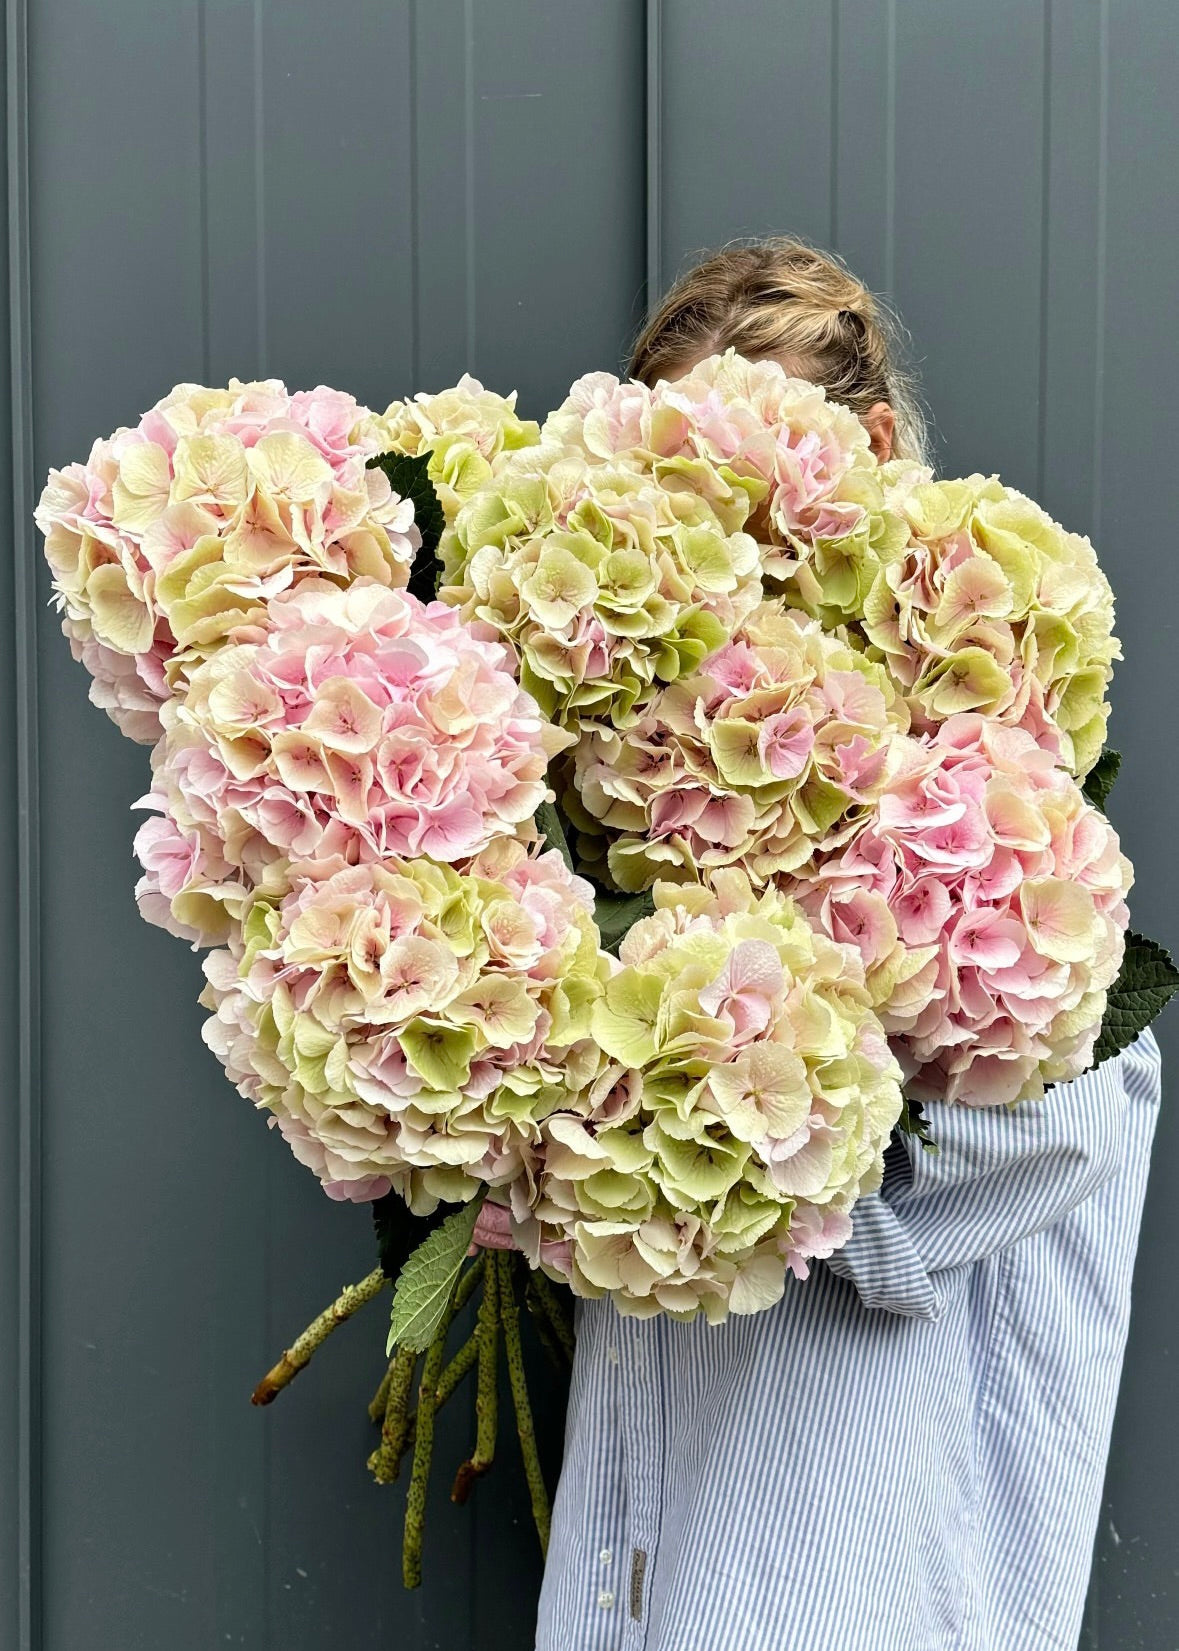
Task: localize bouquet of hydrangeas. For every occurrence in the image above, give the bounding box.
[39,359,1176,1584]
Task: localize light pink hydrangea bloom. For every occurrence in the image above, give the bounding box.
[133,578,572,945]
[198,839,610,1207]
[35,379,418,743]
[794,714,1132,1107]
[860,474,1120,778]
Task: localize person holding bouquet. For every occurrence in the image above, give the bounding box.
[531,239,1163,1651]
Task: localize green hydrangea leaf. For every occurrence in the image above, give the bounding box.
[1092,931,1179,1067]
[367,448,446,600]
[894,1094,939,1154]
[533,799,575,874]
[1081,748,1121,813]
[594,889,656,955]
[387,1196,484,1354]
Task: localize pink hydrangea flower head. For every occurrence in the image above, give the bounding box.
[134,577,573,944]
[441,428,765,734]
[860,474,1120,777]
[545,351,908,623]
[792,713,1133,1106]
[515,871,902,1323]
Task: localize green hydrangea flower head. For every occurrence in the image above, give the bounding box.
[439,441,763,732]
[522,871,902,1322]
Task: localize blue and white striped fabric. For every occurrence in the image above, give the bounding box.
[535,1030,1162,1651]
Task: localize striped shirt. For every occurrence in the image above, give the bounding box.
[535,1029,1162,1651]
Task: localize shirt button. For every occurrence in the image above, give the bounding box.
[607,1344,619,1365]
[599,1548,613,1565]
[597,1590,615,1610]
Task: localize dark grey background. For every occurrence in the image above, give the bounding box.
[3,2,1176,1647]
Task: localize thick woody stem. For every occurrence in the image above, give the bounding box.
[252,1268,387,1406]
[451,1247,499,1505]
[402,1290,462,1588]
[497,1251,551,1555]
[367,1344,418,1485]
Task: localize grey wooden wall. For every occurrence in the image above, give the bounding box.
[3,3,1176,1647]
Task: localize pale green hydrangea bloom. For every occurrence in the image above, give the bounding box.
[199,838,612,1210]
[439,442,763,731]
[859,473,1120,777]
[372,373,541,524]
[520,872,902,1323]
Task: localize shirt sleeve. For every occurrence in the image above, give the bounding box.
[825,1028,1163,1321]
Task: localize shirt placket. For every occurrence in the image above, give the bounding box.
[614,1312,666,1650]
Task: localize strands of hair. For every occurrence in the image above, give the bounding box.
[629,236,930,466]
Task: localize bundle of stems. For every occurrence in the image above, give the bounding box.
[252,1248,575,1587]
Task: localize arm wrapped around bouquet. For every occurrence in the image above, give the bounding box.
[37,359,1177,1585]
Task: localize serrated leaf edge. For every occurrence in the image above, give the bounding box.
[387,1197,483,1354]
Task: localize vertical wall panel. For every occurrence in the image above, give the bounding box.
[255,2,416,407]
[659,0,835,297]
[832,0,892,296]
[889,0,1047,486]
[467,0,647,410]
[1040,0,1103,522]
[4,4,38,1647]
[0,7,20,1628]
[1087,3,1179,1641]
[27,5,223,1644]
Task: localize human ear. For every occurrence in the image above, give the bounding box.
[863,401,895,462]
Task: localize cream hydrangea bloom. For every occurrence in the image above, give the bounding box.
[439,441,763,730]
[518,872,902,1322]
[199,839,612,1208]
[860,474,1120,776]
[570,601,909,890]
[372,373,541,524]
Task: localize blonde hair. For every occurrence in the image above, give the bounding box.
[629,237,929,465]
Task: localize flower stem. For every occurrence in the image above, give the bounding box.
[451,1247,499,1505]
[251,1268,387,1406]
[435,1329,479,1408]
[367,1344,418,1485]
[497,1251,551,1555]
[368,1254,485,1464]
[524,1277,565,1368]
[368,1359,396,1424]
[402,1293,461,1588]
[528,1270,576,1363]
